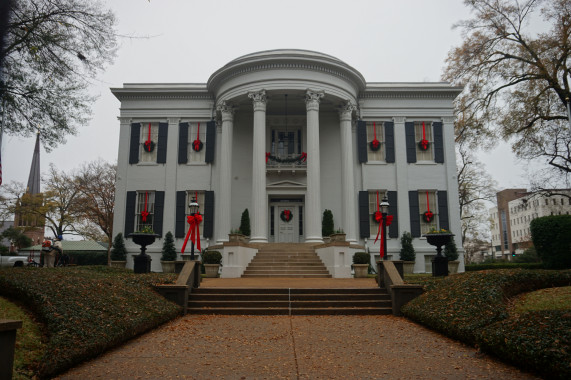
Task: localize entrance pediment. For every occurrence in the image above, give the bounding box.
[267,180,306,190]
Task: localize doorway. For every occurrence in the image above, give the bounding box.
[270,198,304,243]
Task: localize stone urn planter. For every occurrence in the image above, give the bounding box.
[160,260,176,273]
[423,233,454,277]
[228,233,248,243]
[128,233,159,273]
[110,260,126,269]
[448,260,460,274]
[353,264,369,278]
[330,233,346,242]
[204,263,220,278]
[403,261,415,274]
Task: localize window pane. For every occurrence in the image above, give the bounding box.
[135,191,155,231]
[418,190,437,234]
[414,121,433,161]
[140,123,159,163]
[368,190,387,236]
[366,122,384,161]
[187,122,207,162]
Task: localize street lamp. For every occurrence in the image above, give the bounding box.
[380,195,389,260]
[189,197,199,260]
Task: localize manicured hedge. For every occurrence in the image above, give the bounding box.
[402,269,571,379]
[0,266,180,379]
[68,251,107,265]
[465,262,544,271]
[531,215,571,269]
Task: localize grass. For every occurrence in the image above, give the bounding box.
[0,297,45,380]
[402,269,571,379]
[511,286,571,313]
[0,266,180,379]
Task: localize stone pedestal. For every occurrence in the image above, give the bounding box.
[0,320,22,380]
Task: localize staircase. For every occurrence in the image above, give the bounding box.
[187,288,392,315]
[242,243,331,278]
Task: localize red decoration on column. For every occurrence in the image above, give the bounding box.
[370,122,381,151]
[419,121,429,151]
[181,213,202,253]
[192,122,203,152]
[423,191,434,222]
[141,192,150,222]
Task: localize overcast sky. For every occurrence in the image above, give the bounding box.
[1,0,533,191]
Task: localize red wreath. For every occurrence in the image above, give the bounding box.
[423,211,434,223]
[370,122,381,151]
[143,123,155,152]
[192,122,203,152]
[418,121,429,151]
[280,209,293,222]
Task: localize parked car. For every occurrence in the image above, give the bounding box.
[0,255,27,267]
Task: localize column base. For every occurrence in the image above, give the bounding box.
[305,236,324,244]
[249,237,268,243]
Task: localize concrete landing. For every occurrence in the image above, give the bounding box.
[201,277,378,288]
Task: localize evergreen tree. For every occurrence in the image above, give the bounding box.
[322,209,334,237]
[444,239,459,261]
[110,233,127,261]
[399,232,416,261]
[239,209,251,236]
[161,231,177,261]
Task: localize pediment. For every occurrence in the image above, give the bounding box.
[267,180,306,189]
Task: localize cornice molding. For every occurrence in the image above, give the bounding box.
[359,90,461,100]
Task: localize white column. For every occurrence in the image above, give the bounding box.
[216,102,234,243]
[248,90,268,243]
[339,101,357,243]
[305,90,324,243]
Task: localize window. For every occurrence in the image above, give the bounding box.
[366,122,385,161]
[140,123,159,163]
[368,190,388,236]
[184,191,205,218]
[414,121,433,161]
[270,129,302,158]
[135,191,155,232]
[545,199,549,205]
[187,122,207,163]
[418,190,438,234]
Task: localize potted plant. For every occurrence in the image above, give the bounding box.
[239,209,251,237]
[110,233,127,268]
[129,226,158,274]
[202,250,222,278]
[423,228,454,277]
[322,209,334,243]
[160,231,177,273]
[352,251,370,278]
[330,228,346,242]
[399,232,416,274]
[444,238,460,274]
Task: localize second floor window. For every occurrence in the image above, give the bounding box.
[140,123,159,163]
[187,122,207,163]
[415,121,433,161]
[366,122,385,161]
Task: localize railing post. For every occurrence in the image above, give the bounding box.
[0,320,23,380]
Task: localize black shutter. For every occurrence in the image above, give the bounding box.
[175,191,187,238]
[437,191,449,231]
[409,191,421,237]
[178,123,189,164]
[157,122,168,164]
[205,120,216,163]
[203,191,214,238]
[405,122,416,163]
[388,191,398,238]
[153,191,165,237]
[129,123,141,164]
[359,191,370,238]
[297,129,302,153]
[357,120,368,163]
[385,122,395,163]
[433,122,444,163]
[125,191,137,236]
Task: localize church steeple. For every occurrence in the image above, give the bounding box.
[26,132,41,194]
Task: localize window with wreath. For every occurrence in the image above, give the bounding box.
[415,121,433,161]
[368,190,388,236]
[187,123,207,163]
[366,122,385,161]
[138,123,159,163]
[418,190,438,234]
[135,191,155,232]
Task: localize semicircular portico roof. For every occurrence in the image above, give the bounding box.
[207,49,367,100]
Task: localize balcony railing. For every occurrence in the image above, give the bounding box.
[266,153,307,175]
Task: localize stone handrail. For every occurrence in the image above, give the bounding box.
[155,260,201,315]
[377,260,424,316]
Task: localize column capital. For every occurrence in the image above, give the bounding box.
[248,90,267,112]
[442,116,455,124]
[338,100,356,121]
[393,116,406,124]
[305,90,324,112]
[217,101,235,122]
[118,117,132,125]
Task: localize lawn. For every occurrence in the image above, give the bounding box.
[402,269,571,379]
[0,266,180,379]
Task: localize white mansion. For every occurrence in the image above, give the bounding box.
[111,49,464,275]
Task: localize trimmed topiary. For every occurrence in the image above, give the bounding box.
[352,251,371,265]
[110,233,127,261]
[322,209,334,237]
[399,232,416,261]
[202,250,222,264]
[161,231,177,261]
[239,209,251,237]
[444,238,459,261]
[530,215,571,269]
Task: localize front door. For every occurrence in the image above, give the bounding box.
[277,205,297,243]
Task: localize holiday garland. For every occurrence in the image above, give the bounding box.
[280,209,293,222]
[266,152,307,163]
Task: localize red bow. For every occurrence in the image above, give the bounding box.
[141,192,149,222]
[144,123,152,151]
[284,210,291,221]
[375,214,393,259]
[181,213,203,253]
[300,152,307,162]
[371,122,380,149]
[266,152,271,163]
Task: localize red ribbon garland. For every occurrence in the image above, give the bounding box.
[144,123,152,151]
[423,191,434,222]
[141,192,149,222]
[193,122,202,151]
[371,122,380,149]
[181,213,203,253]
[419,121,429,150]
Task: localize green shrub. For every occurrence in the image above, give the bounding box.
[239,209,251,236]
[0,245,9,255]
[202,250,222,264]
[68,252,107,265]
[110,233,127,261]
[530,215,571,269]
[515,246,541,263]
[465,262,543,271]
[399,232,416,261]
[0,266,179,378]
[352,251,370,265]
[161,231,177,261]
[401,269,571,378]
[444,238,459,261]
[322,209,334,237]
